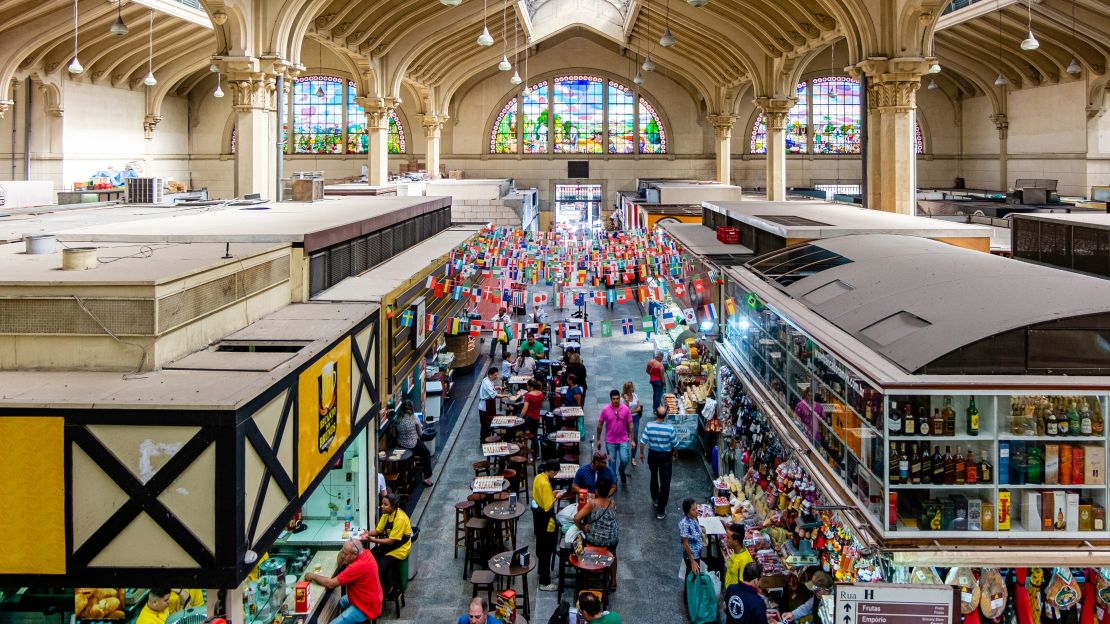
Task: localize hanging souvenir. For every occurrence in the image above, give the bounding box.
[1046,568,1082,610]
[980,568,1009,620]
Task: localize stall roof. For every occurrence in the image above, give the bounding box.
[313,224,484,302]
[1014,212,1110,231]
[658,221,753,256]
[732,234,1110,378]
[51,196,450,252]
[0,202,230,244]
[704,200,993,239]
[0,302,376,409]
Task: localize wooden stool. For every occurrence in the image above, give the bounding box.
[454,500,476,559]
[463,517,490,579]
[500,468,518,494]
[484,435,502,444]
[470,569,497,603]
[492,491,510,502]
[473,460,491,477]
[508,456,530,493]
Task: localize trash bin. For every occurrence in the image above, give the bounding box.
[407,526,420,581]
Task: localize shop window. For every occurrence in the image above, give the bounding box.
[292,76,344,154]
[488,74,667,155]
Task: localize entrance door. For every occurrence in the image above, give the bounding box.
[554,183,602,232]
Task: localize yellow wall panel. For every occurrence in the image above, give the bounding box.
[0,417,66,574]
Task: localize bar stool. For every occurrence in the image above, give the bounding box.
[518,431,538,462]
[454,500,476,559]
[473,460,491,477]
[508,456,530,492]
[463,517,490,579]
[500,468,518,494]
[484,435,503,445]
[471,570,497,603]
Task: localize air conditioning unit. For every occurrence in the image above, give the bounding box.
[124,177,165,204]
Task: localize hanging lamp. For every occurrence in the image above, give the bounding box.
[1066,0,1081,75]
[441,0,462,5]
[142,10,156,86]
[927,79,938,90]
[994,2,1007,87]
[1020,0,1039,50]
[660,0,675,47]
[687,0,708,6]
[110,0,128,36]
[642,55,655,72]
[498,0,511,70]
[928,62,941,74]
[521,37,531,97]
[68,0,83,74]
[477,0,494,47]
[510,15,521,84]
[213,72,224,98]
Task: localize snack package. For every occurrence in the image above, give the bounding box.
[1095,568,1110,610]
[979,568,1009,619]
[1045,568,1081,610]
[946,567,983,615]
[911,566,943,585]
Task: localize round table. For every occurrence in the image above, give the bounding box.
[378,448,413,463]
[482,442,521,459]
[489,550,537,620]
[483,499,527,551]
[568,546,614,608]
[378,448,415,497]
[491,416,526,431]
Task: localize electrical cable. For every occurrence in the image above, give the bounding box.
[72,294,150,377]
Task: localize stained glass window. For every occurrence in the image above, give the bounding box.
[638,97,666,154]
[812,77,861,154]
[553,76,603,154]
[915,122,924,154]
[522,80,549,154]
[387,109,405,155]
[608,82,634,154]
[750,82,808,154]
[346,82,367,154]
[491,98,518,154]
[293,75,344,154]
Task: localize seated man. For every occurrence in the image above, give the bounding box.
[556,450,616,540]
[135,590,172,624]
[579,591,621,623]
[303,539,383,624]
[457,596,499,624]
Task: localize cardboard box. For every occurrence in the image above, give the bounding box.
[998,442,1010,485]
[950,494,969,531]
[998,491,1011,531]
[1072,447,1085,484]
[1041,491,1055,531]
[941,497,956,532]
[1086,446,1105,485]
[1052,490,1067,530]
[1060,445,1073,485]
[982,502,996,531]
[1023,491,1041,531]
[1095,504,1105,531]
[968,499,983,531]
[1067,493,1080,532]
[1080,503,1093,531]
[1045,444,1059,484]
[920,501,942,532]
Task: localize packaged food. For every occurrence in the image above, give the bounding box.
[945,566,982,615]
[1095,568,1110,609]
[1045,568,1081,609]
[978,568,1008,619]
[911,566,943,585]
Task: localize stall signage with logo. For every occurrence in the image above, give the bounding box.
[297,337,352,493]
[836,583,957,624]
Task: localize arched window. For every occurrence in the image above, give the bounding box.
[750,76,924,155]
[387,110,405,155]
[345,82,406,155]
[490,74,667,155]
[292,75,344,154]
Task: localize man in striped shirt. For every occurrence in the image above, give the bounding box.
[639,405,679,519]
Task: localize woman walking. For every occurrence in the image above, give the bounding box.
[393,400,434,487]
[620,381,643,466]
[574,478,620,591]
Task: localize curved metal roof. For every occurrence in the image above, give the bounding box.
[749,234,1110,373]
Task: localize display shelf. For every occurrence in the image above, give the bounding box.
[888,434,984,442]
[890,483,995,490]
[1002,483,1105,489]
[998,434,1107,442]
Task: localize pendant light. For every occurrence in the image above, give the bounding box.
[1066,0,1081,75]
[510,15,521,84]
[927,79,938,90]
[994,2,1007,87]
[477,0,494,47]
[142,10,156,86]
[928,62,941,74]
[110,0,128,36]
[441,0,462,5]
[521,36,531,97]
[1020,0,1039,50]
[687,0,708,6]
[660,0,675,47]
[314,43,325,97]
[213,72,224,98]
[642,55,655,72]
[634,68,644,85]
[67,0,83,74]
[498,0,511,70]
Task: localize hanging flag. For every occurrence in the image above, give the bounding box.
[682,308,697,325]
[616,288,632,304]
[471,287,483,301]
[399,309,414,327]
[385,304,394,319]
[449,318,464,334]
[425,275,438,290]
[593,291,606,305]
[557,291,565,308]
[425,313,438,332]
[704,303,718,322]
[724,297,737,316]
[642,315,656,334]
[581,322,593,338]
[469,322,482,337]
[661,310,677,330]
[433,280,446,298]
[556,323,566,339]
[532,292,548,306]
[600,320,613,337]
[693,278,705,294]
[637,285,649,301]
[674,282,686,298]
[606,289,616,305]
[621,318,636,335]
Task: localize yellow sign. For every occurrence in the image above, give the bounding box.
[298,338,352,494]
[0,417,65,574]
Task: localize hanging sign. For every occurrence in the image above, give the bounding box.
[835,583,958,624]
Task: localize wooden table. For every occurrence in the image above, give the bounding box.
[378,448,415,497]
[554,463,578,481]
[547,430,581,444]
[565,546,615,608]
[482,499,527,550]
[482,442,520,459]
[489,550,537,620]
[471,476,509,494]
[491,416,525,429]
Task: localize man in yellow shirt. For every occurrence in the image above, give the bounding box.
[360,493,411,597]
[135,590,173,624]
[531,460,560,592]
[723,524,754,590]
[167,589,203,613]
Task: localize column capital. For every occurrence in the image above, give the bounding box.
[753,97,796,130]
[706,114,738,140]
[143,114,163,140]
[855,57,930,112]
[0,100,11,119]
[990,113,1009,139]
[226,74,278,112]
[420,114,448,138]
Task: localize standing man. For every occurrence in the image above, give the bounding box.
[596,389,634,487]
[478,367,503,441]
[531,460,560,591]
[646,351,666,414]
[639,405,678,519]
[490,307,513,360]
[304,539,383,624]
[724,562,768,624]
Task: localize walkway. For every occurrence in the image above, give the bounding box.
[395,297,709,623]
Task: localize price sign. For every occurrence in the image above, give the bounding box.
[836,583,958,624]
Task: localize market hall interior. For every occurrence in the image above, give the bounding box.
[3,0,1110,622]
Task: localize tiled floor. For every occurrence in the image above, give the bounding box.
[392,298,710,623]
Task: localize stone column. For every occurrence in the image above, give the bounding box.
[990,113,1009,191]
[753,98,794,201]
[421,114,447,179]
[706,114,737,185]
[356,97,390,186]
[859,59,930,214]
[225,61,279,199]
[0,100,11,119]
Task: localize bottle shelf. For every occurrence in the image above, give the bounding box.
[890,483,994,489]
[998,434,1107,442]
[888,434,985,442]
[998,483,1105,490]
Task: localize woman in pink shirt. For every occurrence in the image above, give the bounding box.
[597,389,635,486]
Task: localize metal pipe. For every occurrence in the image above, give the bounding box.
[275,73,283,201]
[23,77,32,180]
[10,83,16,180]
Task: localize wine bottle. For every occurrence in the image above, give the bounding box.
[1092,399,1104,436]
[966,397,979,436]
[890,401,902,436]
[1081,400,1093,436]
[955,446,966,485]
[1046,402,1058,436]
[1068,401,1081,437]
[966,449,978,484]
[979,457,992,484]
[932,408,945,437]
[1058,401,1070,436]
[921,443,933,484]
[890,443,902,485]
[904,403,916,436]
[943,397,956,437]
[910,444,922,484]
[918,407,930,436]
[899,443,910,483]
[932,445,945,485]
[944,446,955,485]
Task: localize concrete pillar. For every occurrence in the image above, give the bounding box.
[753,98,794,201]
[421,114,447,179]
[991,113,1009,191]
[225,62,280,199]
[858,59,930,214]
[706,114,736,185]
[357,97,391,185]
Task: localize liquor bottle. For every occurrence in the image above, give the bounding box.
[1033,398,1046,436]
[910,444,922,484]
[1092,399,1104,436]
[1027,444,1042,484]
[889,443,902,484]
[955,446,966,485]
[1023,400,1038,436]
[943,397,956,437]
[1081,400,1093,436]
[1011,397,1025,435]
[932,408,945,437]
[967,397,979,436]
[903,403,916,436]
[1068,401,1081,437]
[921,442,933,484]
[1046,402,1058,436]
[966,449,978,484]
[1058,401,1070,436]
[918,407,931,436]
[944,446,955,485]
[978,455,993,484]
[899,444,910,484]
[890,401,902,436]
[932,445,945,485]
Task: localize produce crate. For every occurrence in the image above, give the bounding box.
[716,226,740,244]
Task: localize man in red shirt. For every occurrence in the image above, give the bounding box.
[304,539,383,624]
[646,351,666,414]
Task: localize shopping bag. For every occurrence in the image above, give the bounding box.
[686,571,719,624]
